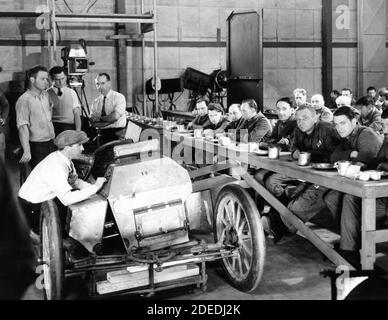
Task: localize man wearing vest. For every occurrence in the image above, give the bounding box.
[47,66,82,135]
[90,73,127,145]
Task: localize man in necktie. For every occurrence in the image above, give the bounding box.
[47,66,82,136]
[90,73,127,145]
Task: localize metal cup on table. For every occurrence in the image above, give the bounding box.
[298,152,311,166]
[334,160,351,176]
[194,128,203,139]
[268,145,281,159]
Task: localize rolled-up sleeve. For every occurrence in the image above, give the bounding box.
[15,97,30,128]
[114,93,126,116]
[71,89,81,110]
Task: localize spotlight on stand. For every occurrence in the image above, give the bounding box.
[181,67,213,111]
[181,67,213,95]
[145,77,184,111]
[210,69,228,92]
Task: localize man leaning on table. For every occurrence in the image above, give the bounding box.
[262,103,341,243]
[234,99,272,143]
[320,106,383,268]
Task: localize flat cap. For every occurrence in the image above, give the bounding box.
[54,130,89,149]
[208,103,224,114]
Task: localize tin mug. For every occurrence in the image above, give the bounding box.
[268,146,280,159]
[298,152,311,166]
[334,161,351,176]
[194,129,203,139]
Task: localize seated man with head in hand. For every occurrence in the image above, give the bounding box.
[18,130,106,237]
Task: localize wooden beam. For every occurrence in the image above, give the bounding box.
[115,0,127,97]
[322,0,333,103]
[240,171,355,269]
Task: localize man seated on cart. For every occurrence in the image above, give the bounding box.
[18,130,106,241]
[262,104,341,243]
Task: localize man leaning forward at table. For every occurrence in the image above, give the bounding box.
[233,99,272,143]
[254,97,297,207]
[187,100,210,130]
[318,106,383,268]
[202,103,230,137]
[262,103,341,243]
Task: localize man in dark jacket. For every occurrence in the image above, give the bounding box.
[225,104,244,131]
[263,104,341,242]
[261,97,297,151]
[322,106,383,268]
[237,99,272,143]
[203,103,230,136]
[187,100,210,129]
[355,96,383,136]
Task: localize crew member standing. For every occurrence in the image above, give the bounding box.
[16,65,55,168]
[47,66,82,135]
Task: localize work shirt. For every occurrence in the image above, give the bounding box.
[375,135,388,168]
[203,117,230,133]
[191,114,210,128]
[266,117,297,144]
[19,151,98,206]
[330,125,382,168]
[225,117,245,132]
[91,90,126,129]
[239,112,272,143]
[47,86,81,124]
[15,90,55,142]
[358,107,383,135]
[292,121,341,163]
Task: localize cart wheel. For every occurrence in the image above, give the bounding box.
[40,200,64,300]
[214,184,265,292]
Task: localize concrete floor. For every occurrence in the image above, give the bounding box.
[5,150,388,301]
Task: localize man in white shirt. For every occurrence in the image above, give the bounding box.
[19,130,106,236]
[47,66,82,135]
[90,73,127,144]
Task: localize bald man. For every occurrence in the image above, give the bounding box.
[311,94,333,123]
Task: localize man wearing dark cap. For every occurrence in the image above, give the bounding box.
[203,103,230,136]
[19,130,106,236]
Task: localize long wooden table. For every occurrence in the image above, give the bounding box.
[163,131,388,271]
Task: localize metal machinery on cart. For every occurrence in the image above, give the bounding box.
[38,139,265,299]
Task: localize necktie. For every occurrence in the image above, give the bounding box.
[57,87,63,97]
[68,161,78,190]
[101,96,107,117]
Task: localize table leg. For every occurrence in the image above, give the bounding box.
[361,198,376,270]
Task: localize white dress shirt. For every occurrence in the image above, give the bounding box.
[19,151,98,206]
[91,90,126,129]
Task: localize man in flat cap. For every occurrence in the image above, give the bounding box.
[19,130,106,237]
[203,103,230,137]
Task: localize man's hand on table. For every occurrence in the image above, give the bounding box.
[350,151,359,159]
[292,149,300,160]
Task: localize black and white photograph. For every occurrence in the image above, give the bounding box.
[0,0,388,306]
